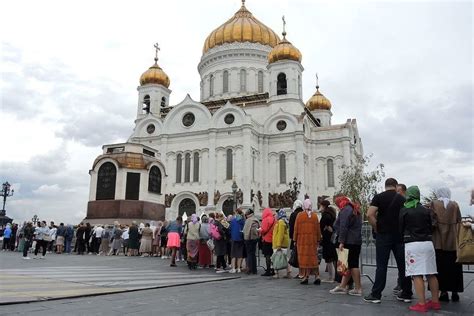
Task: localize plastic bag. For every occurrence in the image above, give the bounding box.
[456,224,474,264]
[271,249,288,271]
[336,248,350,276]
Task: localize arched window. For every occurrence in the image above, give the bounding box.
[143,95,150,114]
[96,162,116,200]
[161,97,166,107]
[223,70,229,93]
[226,148,233,180]
[193,152,200,182]
[209,74,214,97]
[240,69,246,92]
[258,71,264,93]
[184,153,191,182]
[277,73,287,95]
[327,159,335,187]
[279,154,286,184]
[148,166,162,194]
[176,154,182,183]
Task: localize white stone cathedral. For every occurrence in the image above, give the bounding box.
[85,1,363,224]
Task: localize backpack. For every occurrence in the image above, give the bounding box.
[209,223,221,240]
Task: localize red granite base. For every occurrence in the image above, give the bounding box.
[85,200,165,225]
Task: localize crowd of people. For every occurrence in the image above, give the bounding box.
[1,178,472,313]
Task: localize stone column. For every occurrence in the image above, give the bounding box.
[261,136,269,208]
[241,128,252,208]
[207,130,217,208]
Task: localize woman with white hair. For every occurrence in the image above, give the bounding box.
[431,186,463,302]
[289,200,304,278]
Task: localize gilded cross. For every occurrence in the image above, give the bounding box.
[154,42,160,62]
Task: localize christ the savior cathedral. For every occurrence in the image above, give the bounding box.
[85,1,363,224]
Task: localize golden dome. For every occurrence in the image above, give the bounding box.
[306,86,332,111]
[203,2,280,53]
[139,60,170,88]
[268,34,302,64]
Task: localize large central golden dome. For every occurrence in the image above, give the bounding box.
[203,2,280,53]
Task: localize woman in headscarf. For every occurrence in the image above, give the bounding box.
[272,209,291,278]
[319,200,338,282]
[330,195,363,296]
[289,200,304,278]
[293,199,321,284]
[198,215,212,268]
[152,221,163,257]
[431,186,463,302]
[260,208,276,276]
[214,212,230,273]
[128,221,140,257]
[399,186,440,312]
[166,216,183,267]
[139,223,153,257]
[185,214,201,270]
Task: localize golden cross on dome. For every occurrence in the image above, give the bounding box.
[282,15,287,37]
[154,42,160,62]
[316,73,320,89]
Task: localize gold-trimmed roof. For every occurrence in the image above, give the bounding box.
[93,152,157,170]
[203,3,280,53]
[139,61,170,88]
[306,86,332,111]
[268,36,302,63]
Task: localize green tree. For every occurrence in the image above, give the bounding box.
[337,154,385,215]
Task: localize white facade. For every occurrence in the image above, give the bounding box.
[88,5,363,221]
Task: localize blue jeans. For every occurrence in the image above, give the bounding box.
[245,240,258,274]
[65,239,72,253]
[371,233,412,298]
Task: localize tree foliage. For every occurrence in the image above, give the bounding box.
[337,154,385,214]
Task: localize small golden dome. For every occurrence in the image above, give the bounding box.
[139,60,170,88]
[306,86,332,111]
[203,2,280,53]
[268,35,302,64]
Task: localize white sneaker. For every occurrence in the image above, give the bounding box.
[236,268,241,273]
[348,289,363,296]
[322,278,335,283]
[329,286,348,295]
[23,257,31,260]
[229,268,237,274]
[216,269,228,273]
[40,256,45,259]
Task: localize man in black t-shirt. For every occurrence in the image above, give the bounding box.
[363,178,413,304]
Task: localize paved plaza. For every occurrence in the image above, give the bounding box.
[0,252,472,315]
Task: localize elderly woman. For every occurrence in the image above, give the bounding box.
[152,221,163,257]
[272,209,291,279]
[260,208,276,276]
[293,199,321,285]
[319,200,338,282]
[185,214,201,270]
[128,221,140,257]
[198,215,212,268]
[399,186,440,312]
[431,187,463,302]
[289,200,304,278]
[139,223,153,257]
[330,196,363,296]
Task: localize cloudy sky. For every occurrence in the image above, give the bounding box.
[1,0,472,223]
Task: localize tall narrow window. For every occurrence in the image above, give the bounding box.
[184,153,191,182]
[240,69,246,92]
[176,154,182,183]
[226,148,233,180]
[143,95,150,114]
[148,166,162,194]
[209,74,214,97]
[96,162,116,200]
[258,71,264,93]
[125,172,140,200]
[193,152,199,182]
[223,70,229,93]
[161,97,166,107]
[327,159,335,187]
[277,73,287,95]
[279,154,287,184]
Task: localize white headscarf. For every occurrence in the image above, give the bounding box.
[293,200,303,210]
[435,187,452,208]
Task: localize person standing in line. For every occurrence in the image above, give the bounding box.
[92,225,104,254]
[393,183,407,294]
[160,221,168,258]
[55,223,66,254]
[2,223,12,251]
[99,225,111,256]
[330,196,363,296]
[229,209,245,273]
[76,223,86,255]
[243,209,260,275]
[48,222,57,254]
[128,221,140,257]
[109,223,123,256]
[152,221,162,257]
[319,200,337,283]
[364,178,413,304]
[260,208,276,276]
[121,225,129,256]
[64,224,74,254]
[139,223,153,257]
[34,221,50,259]
[272,209,291,279]
[166,216,183,267]
[184,214,201,269]
[289,200,304,279]
[198,215,212,268]
[214,213,229,273]
[399,185,441,313]
[431,186,463,302]
[22,222,34,260]
[293,199,321,285]
[84,223,92,254]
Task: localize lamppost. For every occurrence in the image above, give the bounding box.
[288,177,302,202]
[1,181,14,217]
[32,215,39,225]
[231,180,238,212]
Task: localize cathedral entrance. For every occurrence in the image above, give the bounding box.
[178,198,196,217]
[222,198,234,217]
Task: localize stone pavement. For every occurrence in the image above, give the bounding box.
[0,251,472,315]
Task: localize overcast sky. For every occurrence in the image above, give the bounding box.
[1,0,472,223]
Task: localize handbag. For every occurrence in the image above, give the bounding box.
[288,245,298,268]
[43,234,52,242]
[206,239,215,251]
[271,249,288,271]
[456,224,474,264]
[336,248,350,276]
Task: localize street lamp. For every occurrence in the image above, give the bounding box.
[231,180,238,212]
[288,177,302,202]
[1,181,14,217]
[32,215,39,225]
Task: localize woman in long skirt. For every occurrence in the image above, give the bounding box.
[139,223,153,257]
[185,214,201,270]
[198,215,212,268]
[128,222,140,257]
